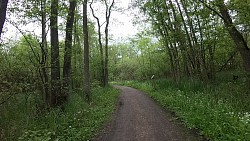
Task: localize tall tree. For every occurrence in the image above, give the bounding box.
[90,0,114,87]
[103,0,114,87]
[40,0,50,107]
[50,0,61,107]
[62,0,77,104]
[199,0,250,88]
[83,0,91,101]
[90,0,105,87]
[0,0,8,38]
[217,1,250,89]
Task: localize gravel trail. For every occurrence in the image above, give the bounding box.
[93,85,205,141]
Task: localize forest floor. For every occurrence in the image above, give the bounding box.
[93,85,205,141]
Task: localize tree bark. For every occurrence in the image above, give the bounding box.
[62,0,76,104]
[83,0,91,102]
[0,0,8,38]
[50,0,61,107]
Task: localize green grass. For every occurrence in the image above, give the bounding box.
[0,87,119,141]
[118,77,250,141]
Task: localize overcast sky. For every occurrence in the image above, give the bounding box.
[89,0,143,42]
[1,0,143,43]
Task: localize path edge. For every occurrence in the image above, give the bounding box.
[91,85,122,141]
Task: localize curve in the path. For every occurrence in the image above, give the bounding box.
[94,85,204,141]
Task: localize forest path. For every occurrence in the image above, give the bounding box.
[93,85,205,141]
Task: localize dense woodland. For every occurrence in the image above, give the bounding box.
[0,0,249,140]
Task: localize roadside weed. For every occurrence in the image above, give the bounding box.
[1,87,119,141]
[121,79,250,141]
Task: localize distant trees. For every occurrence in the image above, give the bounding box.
[107,0,249,85]
[109,32,167,80]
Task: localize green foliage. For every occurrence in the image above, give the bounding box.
[119,76,250,141]
[0,35,41,111]
[109,31,168,81]
[0,87,119,141]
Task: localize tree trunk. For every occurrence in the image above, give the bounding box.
[83,0,91,102]
[103,0,114,87]
[162,2,181,80]
[90,0,105,87]
[62,0,76,104]
[104,28,109,87]
[170,0,190,76]
[156,12,178,79]
[0,0,8,38]
[50,0,61,107]
[173,0,196,74]
[195,13,209,81]
[217,2,250,89]
[41,0,50,107]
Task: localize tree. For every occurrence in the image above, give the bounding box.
[199,0,250,88]
[40,0,50,108]
[90,0,114,87]
[104,0,114,87]
[83,0,91,102]
[217,1,250,89]
[8,0,52,108]
[0,0,8,38]
[62,0,77,104]
[90,0,105,87]
[50,0,61,107]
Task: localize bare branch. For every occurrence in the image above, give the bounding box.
[101,21,106,27]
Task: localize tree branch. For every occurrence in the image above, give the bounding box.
[6,19,41,63]
[197,0,224,20]
[90,0,102,41]
[218,50,238,72]
[90,0,101,28]
[0,92,15,105]
[105,0,115,21]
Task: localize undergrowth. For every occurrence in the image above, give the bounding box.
[118,76,250,141]
[0,87,119,141]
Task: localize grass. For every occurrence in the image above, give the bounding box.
[117,75,250,141]
[0,87,119,141]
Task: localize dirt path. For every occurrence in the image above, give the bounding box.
[93,86,205,141]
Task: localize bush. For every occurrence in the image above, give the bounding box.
[1,87,119,141]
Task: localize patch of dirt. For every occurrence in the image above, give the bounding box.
[92,86,206,141]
